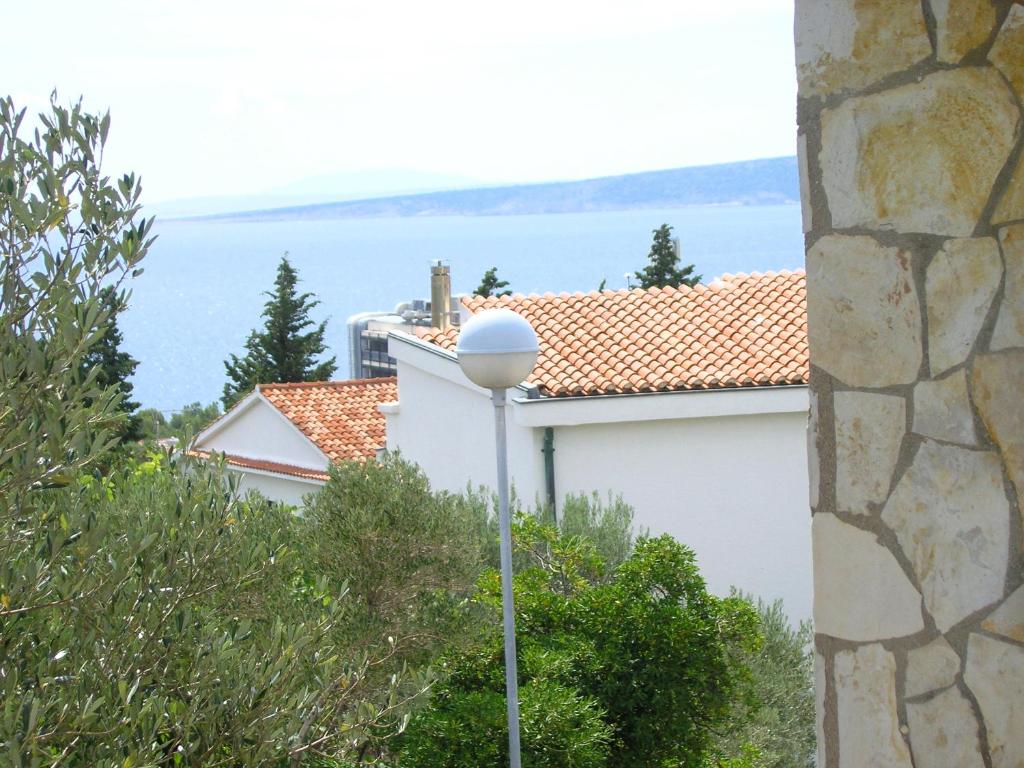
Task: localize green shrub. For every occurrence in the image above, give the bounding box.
[712,597,815,768]
[401,680,611,768]
[299,455,495,762]
[467,487,639,578]
[303,454,492,665]
[557,492,641,574]
[300,468,645,764]
[705,744,767,768]
[399,521,760,768]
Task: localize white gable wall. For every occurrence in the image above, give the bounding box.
[196,398,328,471]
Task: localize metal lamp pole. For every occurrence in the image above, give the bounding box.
[491,387,522,768]
[455,307,537,768]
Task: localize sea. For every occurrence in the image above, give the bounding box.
[120,204,804,412]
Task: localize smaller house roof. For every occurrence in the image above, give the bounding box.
[191,377,397,482]
[257,377,397,462]
[423,270,807,397]
[189,449,330,482]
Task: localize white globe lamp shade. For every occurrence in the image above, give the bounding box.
[456,308,539,389]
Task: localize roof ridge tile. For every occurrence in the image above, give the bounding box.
[260,376,397,391]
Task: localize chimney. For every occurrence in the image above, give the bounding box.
[430,261,451,331]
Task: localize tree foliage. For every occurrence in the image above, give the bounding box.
[557,492,641,575]
[223,255,336,408]
[302,473,649,765]
[400,520,760,768]
[634,223,701,289]
[474,266,511,298]
[0,94,153,503]
[303,454,491,667]
[401,679,612,768]
[138,401,221,443]
[463,486,639,578]
[2,457,332,764]
[78,286,141,442]
[712,597,816,768]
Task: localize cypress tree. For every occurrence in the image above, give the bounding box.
[474,266,512,298]
[634,224,701,289]
[222,255,336,408]
[79,287,141,442]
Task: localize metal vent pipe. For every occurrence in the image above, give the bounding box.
[430,261,452,331]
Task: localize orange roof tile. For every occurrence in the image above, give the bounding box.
[189,449,330,482]
[257,377,397,462]
[424,271,807,397]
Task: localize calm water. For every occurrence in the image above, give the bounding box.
[121,205,804,411]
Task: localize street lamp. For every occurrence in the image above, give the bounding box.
[456,308,538,768]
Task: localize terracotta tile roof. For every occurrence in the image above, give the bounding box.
[189,449,330,482]
[423,271,807,397]
[257,377,397,461]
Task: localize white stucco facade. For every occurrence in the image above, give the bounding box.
[383,343,546,505]
[386,332,813,621]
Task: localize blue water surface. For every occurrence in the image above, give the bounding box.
[120,205,803,411]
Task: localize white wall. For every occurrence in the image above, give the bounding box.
[385,362,545,505]
[227,466,323,508]
[198,398,327,470]
[551,412,812,621]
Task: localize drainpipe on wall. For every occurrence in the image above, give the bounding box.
[430,261,451,331]
[542,427,557,524]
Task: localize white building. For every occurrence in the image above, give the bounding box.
[384,271,812,619]
[193,270,812,619]
[191,378,397,506]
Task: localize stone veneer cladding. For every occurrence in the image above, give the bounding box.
[796,0,1024,765]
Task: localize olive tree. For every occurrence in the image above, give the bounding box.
[303,454,491,670]
[711,597,815,768]
[0,97,419,766]
[0,94,153,503]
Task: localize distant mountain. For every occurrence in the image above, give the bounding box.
[187,156,799,222]
[266,169,486,198]
[147,169,489,219]
[147,193,343,219]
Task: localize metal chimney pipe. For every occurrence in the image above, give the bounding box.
[430,261,451,331]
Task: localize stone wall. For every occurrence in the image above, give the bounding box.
[796,1,1024,766]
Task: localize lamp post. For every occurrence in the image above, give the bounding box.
[456,308,539,768]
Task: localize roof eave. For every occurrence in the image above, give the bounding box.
[511,382,810,428]
[223,461,328,485]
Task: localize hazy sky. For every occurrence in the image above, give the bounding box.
[5,1,797,203]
